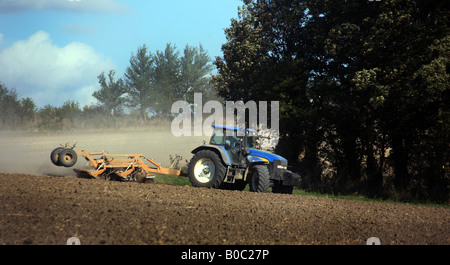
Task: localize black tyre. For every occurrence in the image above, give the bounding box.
[188,150,226,188]
[50,147,64,166]
[248,165,270,192]
[58,148,78,168]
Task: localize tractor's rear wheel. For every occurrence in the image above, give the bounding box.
[249,165,270,192]
[188,150,226,189]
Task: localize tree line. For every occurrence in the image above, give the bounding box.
[0,43,218,130]
[213,0,449,203]
[95,43,218,121]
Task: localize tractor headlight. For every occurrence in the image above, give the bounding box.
[277,165,287,170]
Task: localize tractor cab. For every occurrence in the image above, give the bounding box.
[209,125,256,165]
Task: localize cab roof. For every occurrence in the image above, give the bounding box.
[212,124,257,133]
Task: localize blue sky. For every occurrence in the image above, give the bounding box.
[0,0,242,108]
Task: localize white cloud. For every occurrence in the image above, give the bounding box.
[0,0,131,14]
[0,31,115,107]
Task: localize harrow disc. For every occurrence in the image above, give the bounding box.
[73,169,95,179]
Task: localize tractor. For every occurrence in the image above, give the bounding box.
[188,125,301,194]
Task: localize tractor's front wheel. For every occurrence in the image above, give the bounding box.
[188,150,226,189]
[248,165,270,192]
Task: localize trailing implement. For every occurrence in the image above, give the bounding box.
[50,145,185,182]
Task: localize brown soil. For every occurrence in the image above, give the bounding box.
[0,129,448,245]
[0,172,448,245]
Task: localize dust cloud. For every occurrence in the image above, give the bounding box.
[0,128,209,177]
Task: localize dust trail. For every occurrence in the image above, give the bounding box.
[0,131,75,176]
[0,129,208,176]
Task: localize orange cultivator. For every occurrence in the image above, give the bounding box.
[50,145,186,182]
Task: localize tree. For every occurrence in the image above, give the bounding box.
[38,104,60,130]
[214,0,449,202]
[20,97,37,122]
[153,43,181,117]
[212,4,273,102]
[59,100,82,120]
[151,43,217,117]
[93,70,127,116]
[180,44,215,102]
[124,44,155,121]
[0,83,21,128]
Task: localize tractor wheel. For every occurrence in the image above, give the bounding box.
[249,165,270,192]
[58,149,78,168]
[188,150,226,189]
[50,147,65,166]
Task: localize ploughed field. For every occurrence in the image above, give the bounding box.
[0,130,448,245]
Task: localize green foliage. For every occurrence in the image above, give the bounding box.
[36,100,81,130]
[124,44,155,121]
[0,84,39,129]
[60,100,82,119]
[120,43,217,120]
[93,70,127,117]
[214,0,449,203]
[153,43,217,117]
[179,44,215,103]
[153,43,181,117]
[20,97,37,119]
[213,3,273,102]
[0,83,21,128]
[154,174,192,186]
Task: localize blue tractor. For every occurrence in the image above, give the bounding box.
[187,125,301,194]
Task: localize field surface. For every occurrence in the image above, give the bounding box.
[0,130,448,245]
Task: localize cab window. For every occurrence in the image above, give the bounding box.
[210,129,224,145]
[246,136,256,149]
